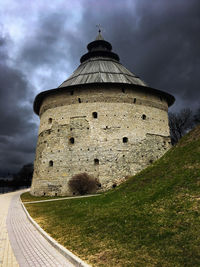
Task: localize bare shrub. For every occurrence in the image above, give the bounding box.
[68,173,99,195]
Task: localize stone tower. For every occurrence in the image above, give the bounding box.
[31,31,175,196]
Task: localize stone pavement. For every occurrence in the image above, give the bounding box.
[0,191,19,267]
[0,190,75,267]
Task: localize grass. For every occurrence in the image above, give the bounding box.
[23,125,200,266]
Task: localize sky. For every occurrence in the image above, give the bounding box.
[0,0,199,175]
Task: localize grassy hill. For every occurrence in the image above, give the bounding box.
[23,125,200,266]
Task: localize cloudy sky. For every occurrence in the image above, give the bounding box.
[0,0,199,175]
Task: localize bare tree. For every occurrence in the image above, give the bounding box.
[194,108,200,125]
[168,108,193,145]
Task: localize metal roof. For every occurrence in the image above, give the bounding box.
[59,57,147,88]
[59,32,147,87]
[33,32,175,115]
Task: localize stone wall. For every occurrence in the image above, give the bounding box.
[31,86,171,196]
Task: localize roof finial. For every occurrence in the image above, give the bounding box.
[96,24,102,34]
[95,24,104,40]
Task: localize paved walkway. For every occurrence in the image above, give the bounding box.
[0,191,19,267]
[0,190,75,267]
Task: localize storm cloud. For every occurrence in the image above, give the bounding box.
[0,0,199,174]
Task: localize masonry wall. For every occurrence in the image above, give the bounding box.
[31,86,171,196]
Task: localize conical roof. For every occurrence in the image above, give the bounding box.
[33,32,175,115]
[59,33,147,88]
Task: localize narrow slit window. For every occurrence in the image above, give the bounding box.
[133,98,136,103]
[92,112,98,119]
[78,98,81,103]
[48,118,52,124]
[69,137,75,144]
[142,114,146,120]
[94,158,99,165]
[123,137,128,143]
[49,160,53,167]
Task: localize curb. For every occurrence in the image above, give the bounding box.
[23,193,100,204]
[21,201,91,267]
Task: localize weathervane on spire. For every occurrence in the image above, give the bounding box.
[96,24,102,34]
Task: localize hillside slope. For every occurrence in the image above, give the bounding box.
[25,125,200,266]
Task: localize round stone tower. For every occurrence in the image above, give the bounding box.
[31,31,175,196]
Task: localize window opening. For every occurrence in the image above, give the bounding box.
[92,112,98,118]
[48,118,52,124]
[112,183,117,188]
[122,89,125,93]
[133,98,136,103]
[70,91,74,95]
[94,158,99,165]
[142,114,146,120]
[123,137,128,143]
[69,137,75,144]
[49,160,53,167]
[78,98,81,103]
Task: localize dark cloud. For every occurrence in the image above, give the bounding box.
[0,0,199,175]
[18,0,200,109]
[79,0,200,111]
[0,35,37,174]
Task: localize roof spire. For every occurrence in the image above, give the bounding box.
[96,24,104,40]
[96,24,102,33]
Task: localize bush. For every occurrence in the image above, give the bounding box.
[68,173,99,195]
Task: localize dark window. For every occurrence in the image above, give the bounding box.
[92,112,98,118]
[48,118,52,124]
[123,137,128,143]
[55,193,57,196]
[122,89,125,93]
[112,183,117,188]
[69,137,75,144]
[78,98,81,103]
[49,160,53,167]
[43,192,46,196]
[133,98,136,103]
[94,158,99,165]
[70,91,74,95]
[142,114,146,120]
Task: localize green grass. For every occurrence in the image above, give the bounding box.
[24,126,200,266]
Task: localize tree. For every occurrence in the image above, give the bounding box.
[168,108,193,145]
[194,108,200,125]
[12,163,33,187]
